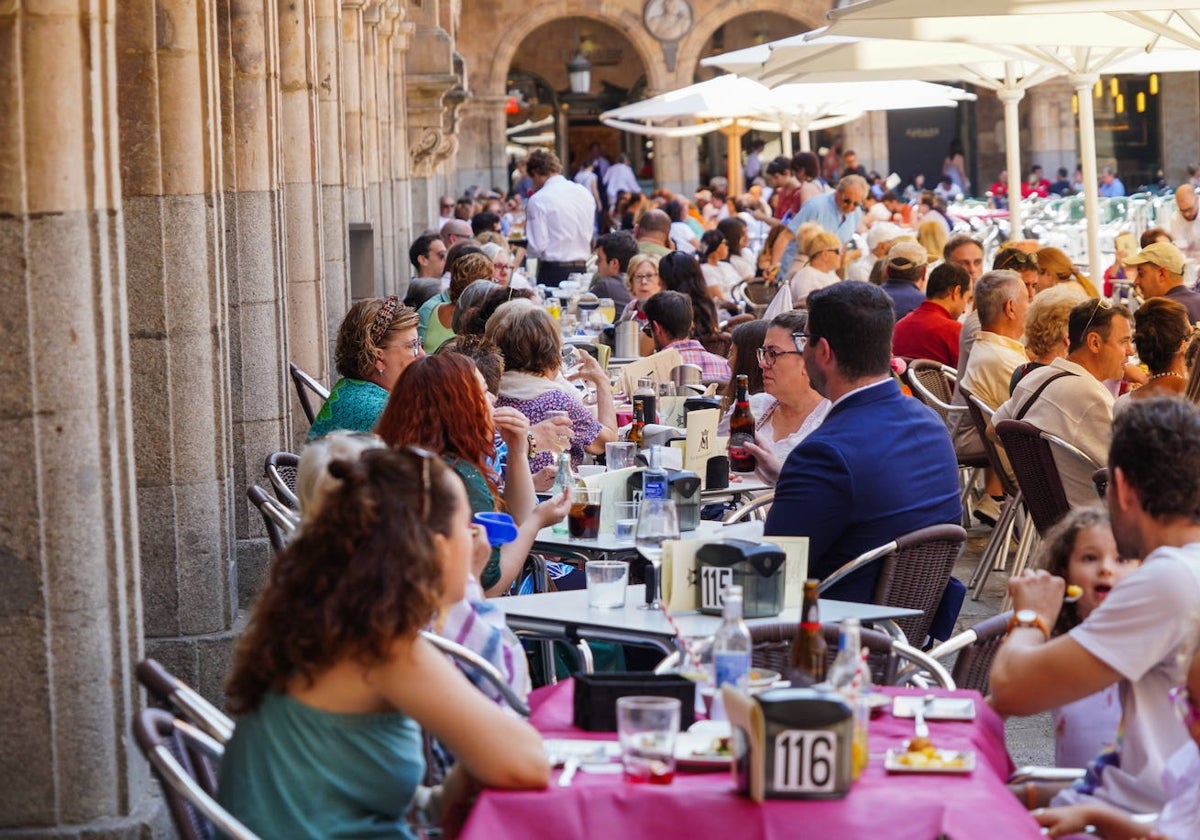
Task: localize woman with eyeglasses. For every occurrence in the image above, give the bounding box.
[718,310,830,485]
[1036,246,1100,297]
[479,242,515,287]
[218,445,550,839]
[376,353,571,597]
[308,296,425,440]
[786,230,843,308]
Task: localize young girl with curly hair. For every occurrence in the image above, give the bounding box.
[218,447,549,837]
[1037,507,1141,768]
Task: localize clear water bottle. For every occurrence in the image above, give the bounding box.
[549,451,575,535]
[829,617,871,780]
[712,584,752,695]
[829,617,862,692]
[642,444,668,500]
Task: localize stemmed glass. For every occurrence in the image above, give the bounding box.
[635,498,679,610]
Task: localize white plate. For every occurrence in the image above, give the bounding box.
[748,668,781,689]
[674,731,733,770]
[891,696,976,721]
[884,748,976,774]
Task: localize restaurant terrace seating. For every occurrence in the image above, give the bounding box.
[133,708,259,840]
[288,362,329,427]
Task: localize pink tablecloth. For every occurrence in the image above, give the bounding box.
[460,680,1043,840]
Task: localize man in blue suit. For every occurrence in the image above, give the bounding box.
[765,282,962,603]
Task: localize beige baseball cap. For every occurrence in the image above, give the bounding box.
[1125,241,1186,275]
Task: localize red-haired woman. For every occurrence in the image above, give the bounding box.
[218,447,549,837]
[375,353,569,596]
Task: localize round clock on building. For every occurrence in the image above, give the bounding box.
[644,0,693,42]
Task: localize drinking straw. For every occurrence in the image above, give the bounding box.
[661,602,705,674]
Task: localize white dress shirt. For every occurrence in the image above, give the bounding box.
[526,174,594,262]
[1167,210,1200,258]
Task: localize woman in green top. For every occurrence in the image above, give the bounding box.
[376,352,570,596]
[218,447,550,838]
[422,252,495,353]
[307,296,424,440]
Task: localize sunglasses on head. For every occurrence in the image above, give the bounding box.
[996,250,1038,270]
[1080,297,1113,339]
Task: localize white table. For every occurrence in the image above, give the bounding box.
[532,519,726,558]
[502,584,921,682]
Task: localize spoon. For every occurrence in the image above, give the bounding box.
[913,694,931,740]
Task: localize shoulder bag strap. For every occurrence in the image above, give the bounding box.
[1013,370,1077,421]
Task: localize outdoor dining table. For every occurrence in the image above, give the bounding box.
[502,584,921,658]
[458,680,1044,840]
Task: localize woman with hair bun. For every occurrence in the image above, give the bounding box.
[219,446,549,838]
[308,296,423,439]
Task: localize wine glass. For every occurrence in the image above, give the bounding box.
[635,498,679,610]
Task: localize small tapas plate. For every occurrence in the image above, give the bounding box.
[675,732,733,771]
[885,748,976,774]
[891,695,976,721]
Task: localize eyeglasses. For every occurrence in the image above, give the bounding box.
[756,346,802,367]
[631,272,659,282]
[495,263,512,273]
[440,204,454,211]
[642,321,655,338]
[403,337,423,357]
[1080,297,1113,339]
[1169,684,1199,728]
[996,251,1038,270]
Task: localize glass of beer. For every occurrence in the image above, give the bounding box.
[567,486,602,539]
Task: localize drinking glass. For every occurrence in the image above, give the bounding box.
[635,498,679,610]
[617,696,681,785]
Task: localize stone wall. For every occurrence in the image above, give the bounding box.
[0,0,461,834]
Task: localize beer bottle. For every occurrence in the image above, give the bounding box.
[789,579,827,686]
[728,374,757,473]
[629,397,646,449]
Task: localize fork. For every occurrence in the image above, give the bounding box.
[913,695,931,740]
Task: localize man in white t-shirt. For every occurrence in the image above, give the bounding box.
[992,397,1200,818]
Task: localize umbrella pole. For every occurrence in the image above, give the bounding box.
[998,66,1025,242]
[798,117,812,153]
[721,120,747,197]
[1070,72,1103,284]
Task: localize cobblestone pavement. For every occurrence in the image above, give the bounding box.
[953,521,1055,768]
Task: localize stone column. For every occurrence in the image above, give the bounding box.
[372,1,401,293]
[390,19,416,295]
[456,95,509,201]
[216,0,294,605]
[360,2,385,295]
[117,0,238,698]
[315,0,350,351]
[279,0,329,442]
[406,22,460,225]
[1161,72,1200,185]
[0,0,159,833]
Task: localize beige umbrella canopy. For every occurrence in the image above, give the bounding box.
[704,28,1054,237]
[601,74,972,195]
[824,0,1200,278]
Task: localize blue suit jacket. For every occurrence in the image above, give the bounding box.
[765,378,962,602]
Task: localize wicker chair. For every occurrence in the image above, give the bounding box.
[247,484,298,553]
[817,523,968,647]
[994,419,1101,537]
[748,624,955,688]
[721,491,775,524]
[905,360,987,523]
[288,362,329,426]
[133,708,260,840]
[960,386,1035,600]
[927,610,1014,696]
[265,451,300,510]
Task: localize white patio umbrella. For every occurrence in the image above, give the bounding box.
[704,29,1061,242]
[601,75,972,194]
[823,0,1200,279]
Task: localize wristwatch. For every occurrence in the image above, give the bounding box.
[526,430,537,462]
[1007,609,1050,640]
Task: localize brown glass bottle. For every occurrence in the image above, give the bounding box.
[629,397,646,449]
[728,374,757,472]
[789,579,827,686]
